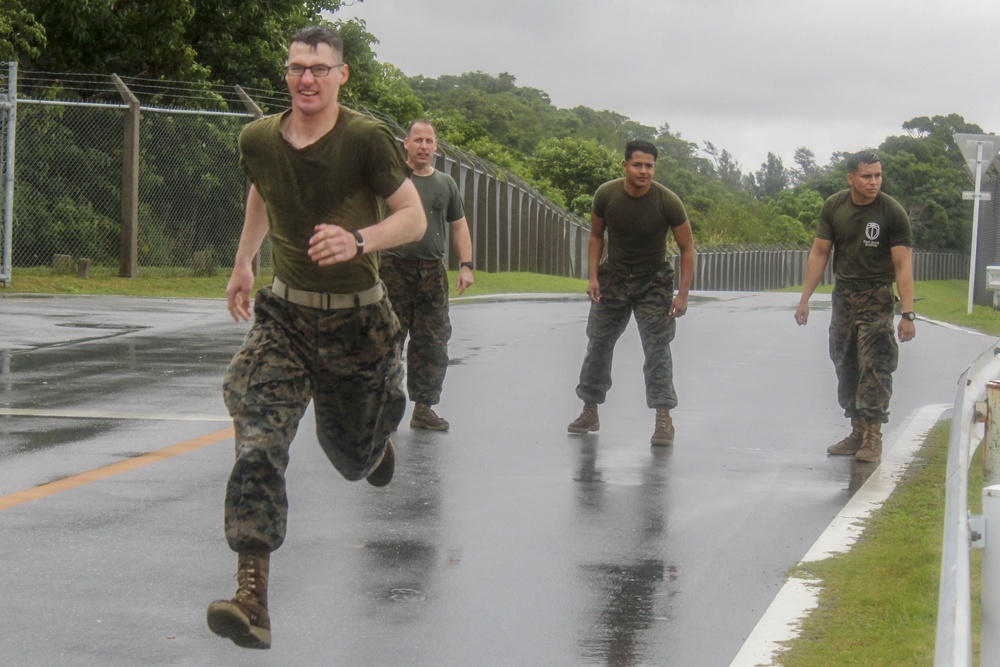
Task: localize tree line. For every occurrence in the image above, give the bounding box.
[3,1,989,255]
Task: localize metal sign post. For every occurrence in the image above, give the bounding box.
[955,133,1000,314]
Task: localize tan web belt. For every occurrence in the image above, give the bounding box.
[271,277,384,310]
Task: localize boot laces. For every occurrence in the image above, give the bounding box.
[234,556,261,603]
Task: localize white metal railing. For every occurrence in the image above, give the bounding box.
[936,340,1000,666]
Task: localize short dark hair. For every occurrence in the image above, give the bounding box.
[407,119,437,137]
[846,149,881,173]
[625,140,658,162]
[289,26,344,54]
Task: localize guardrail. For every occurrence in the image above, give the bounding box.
[936,340,1000,665]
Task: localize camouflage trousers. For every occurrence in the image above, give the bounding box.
[380,257,452,406]
[221,287,405,553]
[829,283,898,424]
[576,263,678,409]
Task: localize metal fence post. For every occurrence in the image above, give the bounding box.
[982,382,1000,667]
[1,62,16,285]
[111,74,139,278]
[983,484,1000,665]
[986,381,1000,486]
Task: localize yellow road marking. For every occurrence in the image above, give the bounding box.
[0,427,234,511]
[0,408,230,422]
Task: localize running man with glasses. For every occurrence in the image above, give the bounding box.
[795,149,915,464]
[206,25,426,649]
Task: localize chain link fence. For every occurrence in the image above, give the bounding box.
[14,104,126,268]
[2,63,587,283]
[5,65,274,278]
[134,110,254,271]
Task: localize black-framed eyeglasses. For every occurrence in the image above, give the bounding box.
[284,63,345,77]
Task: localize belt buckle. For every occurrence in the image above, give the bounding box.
[321,292,332,310]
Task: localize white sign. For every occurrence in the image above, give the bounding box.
[955,133,1000,179]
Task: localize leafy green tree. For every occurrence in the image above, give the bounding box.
[431,109,491,146]
[529,137,620,216]
[703,142,744,192]
[790,147,824,185]
[691,191,809,246]
[877,114,981,251]
[332,18,424,125]
[769,188,825,231]
[749,153,789,199]
[17,0,352,91]
[19,0,205,82]
[562,107,657,147]
[185,1,351,91]
[0,0,46,61]
[650,125,715,201]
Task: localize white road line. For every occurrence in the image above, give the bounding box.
[0,408,231,422]
[728,403,951,667]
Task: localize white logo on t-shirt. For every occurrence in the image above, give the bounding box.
[864,222,881,247]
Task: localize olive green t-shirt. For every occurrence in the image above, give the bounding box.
[385,169,465,260]
[816,190,913,283]
[592,179,688,264]
[239,107,410,293]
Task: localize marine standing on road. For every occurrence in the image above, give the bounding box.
[381,120,474,431]
[206,25,426,650]
[567,139,696,446]
[795,149,915,463]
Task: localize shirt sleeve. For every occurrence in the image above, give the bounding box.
[816,195,835,241]
[364,123,411,200]
[886,197,914,248]
[446,176,466,223]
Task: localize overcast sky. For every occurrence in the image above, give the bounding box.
[333,0,998,174]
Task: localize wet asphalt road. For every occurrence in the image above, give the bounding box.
[0,290,994,666]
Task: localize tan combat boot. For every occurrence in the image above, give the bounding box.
[207,550,271,649]
[827,418,864,456]
[411,403,450,431]
[568,402,599,434]
[855,422,883,463]
[650,407,675,447]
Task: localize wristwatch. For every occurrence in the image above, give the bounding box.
[900,311,916,321]
[460,261,474,270]
[352,229,365,256]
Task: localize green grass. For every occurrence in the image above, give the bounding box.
[777,425,982,666]
[0,265,587,299]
